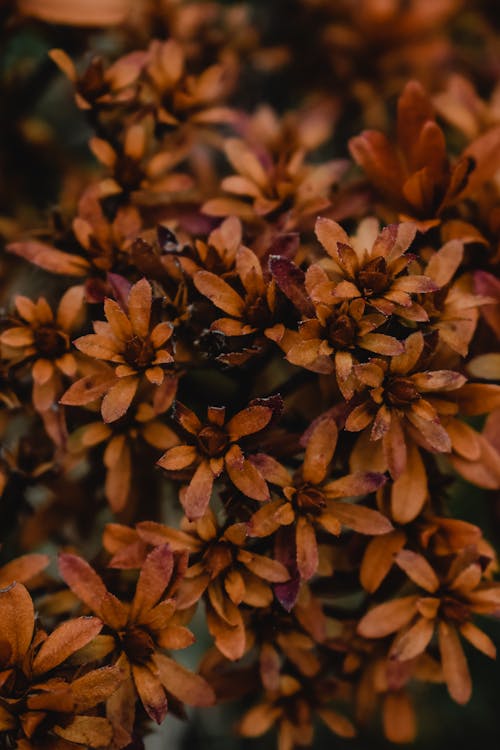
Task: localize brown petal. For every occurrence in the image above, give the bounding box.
[131,545,174,620]
[59,553,127,629]
[456,384,500,415]
[7,240,89,276]
[412,370,466,392]
[194,271,245,316]
[357,596,419,638]
[238,704,281,737]
[302,418,338,485]
[390,616,435,661]
[104,298,133,341]
[382,692,416,744]
[438,621,472,705]
[314,216,349,258]
[0,553,49,586]
[71,665,125,712]
[296,517,318,580]
[391,442,428,524]
[32,616,103,676]
[238,550,290,583]
[60,371,117,407]
[225,139,268,187]
[360,530,407,593]
[323,472,386,498]
[101,376,139,423]
[225,445,270,501]
[349,130,405,201]
[182,460,214,520]
[226,405,273,440]
[394,550,439,593]
[459,622,496,658]
[153,653,215,706]
[157,445,198,471]
[247,500,294,537]
[326,501,393,535]
[0,582,34,663]
[317,709,356,738]
[132,664,168,724]
[359,334,404,356]
[128,279,152,338]
[426,240,464,286]
[53,716,113,748]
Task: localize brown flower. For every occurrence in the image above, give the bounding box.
[50,48,146,110]
[270,253,404,398]
[0,581,121,749]
[1,288,84,412]
[157,397,282,519]
[349,80,500,228]
[238,672,356,748]
[358,547,500,704]
[64,278,175,422]
[314,217,438,319]
[137,512,290,661]
[204,138,347,230]
[248,417,390,580]
[59,545,215,726]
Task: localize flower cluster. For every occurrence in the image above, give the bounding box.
[2,1,500,748]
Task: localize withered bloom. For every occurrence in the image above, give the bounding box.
[62,278,174,422]
[59,545,215,726]
[0,288,84,412]
[136,513,290,661]
[157,397,282,519]
[248,417,390,580]
[0,582,122,748]
[349,80,500,229]
[358,547,500,704]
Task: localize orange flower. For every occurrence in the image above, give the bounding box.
[270,253,404,398]
[157,397,282,519]
[64,278,175,422]
[59,545,215,726]
[0,581,122,748]
[313,217,438,319]
[137,512,290,661]
[50,47,146,110]
[144,39,236,127]
[349,80,500,228]
[248,417,390,580]
[238,672,356,747]
[358,547,500,704]
[203,138,348,230]
[0,287,84,412]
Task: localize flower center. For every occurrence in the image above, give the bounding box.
[327,314,357,349]
[204,542,234,578]
[114,156,144,191]
[385,377,421,406]
[124,336,155,369]
[296,485,327,512]
[33,327,67,358]
[121,626,155,664]
[197,426,229,457]
[357,257,389,295]
[245,296,270,328]
[440,596,470,625]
